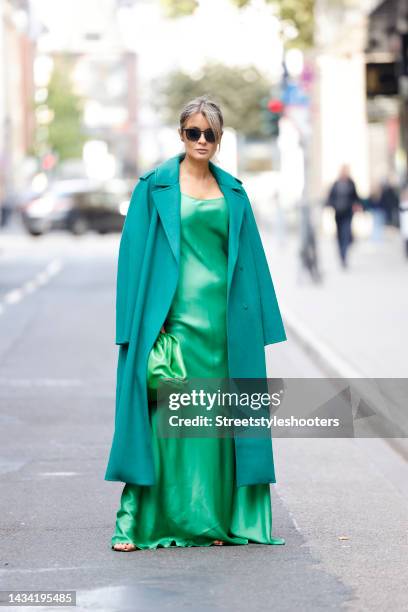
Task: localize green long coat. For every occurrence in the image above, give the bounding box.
[104,152,287,487]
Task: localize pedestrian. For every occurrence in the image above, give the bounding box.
[0,191,16,228]
[106,95,287,551]
[378,177,399,227]
[367,182,386,242]
[325,164,362,268]
[398,184,408,259]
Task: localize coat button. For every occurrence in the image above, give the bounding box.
[239,265,244,271]
[243,303,248,310]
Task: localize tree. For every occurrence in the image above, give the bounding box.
[160,0,315,49]
[151,60,274,138]
[160,0,199,18]
[33,55,86,161]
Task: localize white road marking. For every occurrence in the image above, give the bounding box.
[3,289,23,304]
[0,258,62,316]
[38,471,80,477]
[0,566,86,574]
[0,378,84,387]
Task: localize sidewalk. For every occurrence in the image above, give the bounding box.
[257,210,408,443]
[262,222,408,379]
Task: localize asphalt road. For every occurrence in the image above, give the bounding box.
[0,226,407,611]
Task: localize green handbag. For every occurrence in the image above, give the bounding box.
[147,331,188,401]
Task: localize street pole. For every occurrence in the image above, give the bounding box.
[282,53,322,283]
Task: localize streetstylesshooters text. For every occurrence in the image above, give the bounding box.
[165,389,341,429]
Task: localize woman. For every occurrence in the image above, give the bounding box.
[108,95,287,551]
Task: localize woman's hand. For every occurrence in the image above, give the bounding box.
[160,325,166,333]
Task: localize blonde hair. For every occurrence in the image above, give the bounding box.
[179,95,224,151]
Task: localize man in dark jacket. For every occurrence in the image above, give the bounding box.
[326,165,362,268]
[378,179,399,227]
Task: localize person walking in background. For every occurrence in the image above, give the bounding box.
[367,181,386,243]
[0,191,15,228]
[378,177,400,228]
[398,184,408,259]
[325,164,362,268]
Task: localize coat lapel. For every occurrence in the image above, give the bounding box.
[151,152,245,292]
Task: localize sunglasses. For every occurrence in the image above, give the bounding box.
[181,127,216,143]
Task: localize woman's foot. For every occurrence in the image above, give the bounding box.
[112,542,137,551]
[212,539,225,546]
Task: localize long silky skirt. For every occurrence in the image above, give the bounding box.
[111,193,284,548]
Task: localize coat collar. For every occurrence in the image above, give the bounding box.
[154,151,243,189]
[151,152,245,293]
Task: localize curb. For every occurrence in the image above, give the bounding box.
[280,303,408,461]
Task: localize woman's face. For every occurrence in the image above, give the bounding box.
[179,112,221,162]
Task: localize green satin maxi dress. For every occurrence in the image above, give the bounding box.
[111,192,285,549]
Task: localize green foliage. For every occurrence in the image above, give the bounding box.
[152,60,274,138]
[33,55,86,161]
[162,0,315,48]
[230,0,315,48]
[159,0,199,18]
[277,0,314,49]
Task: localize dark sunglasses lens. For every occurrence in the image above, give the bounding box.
[185,128,201,141]
[184,128,216,143]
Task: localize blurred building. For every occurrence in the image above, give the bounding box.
[0,0,38,197]
[33,0,139,179]
[366,0,408,182]
[311,0,379,202]
[311,0,408,203]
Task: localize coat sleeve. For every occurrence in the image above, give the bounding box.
[115,176,151,345]
[243,192,287,346]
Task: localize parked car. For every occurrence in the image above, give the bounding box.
[20,179,133,236]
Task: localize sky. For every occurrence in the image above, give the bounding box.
[31,0,284,81]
